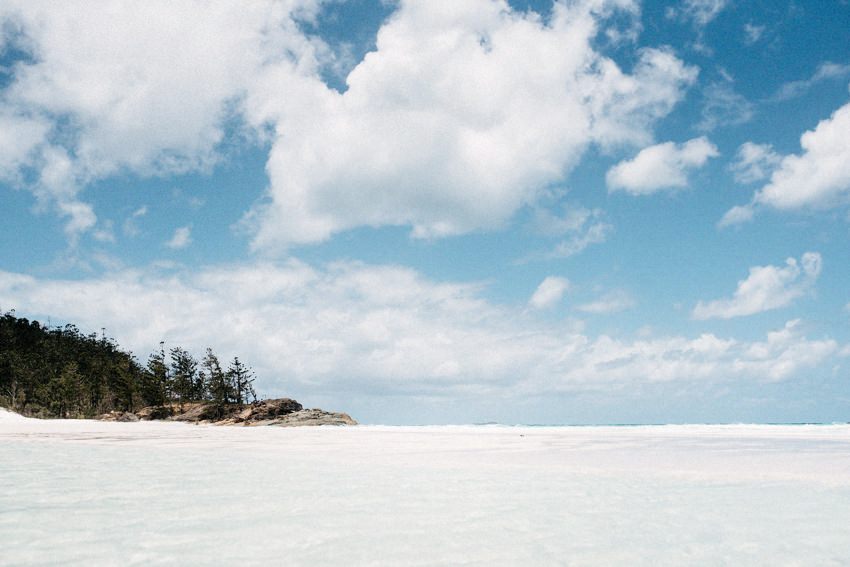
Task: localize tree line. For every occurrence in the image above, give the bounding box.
[0,310,256,418]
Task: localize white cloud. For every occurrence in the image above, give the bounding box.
[1,0,697,247]
[244,0,697,249]
[92,221,116,244]
[730,142,782,184]
[692,252,822,320]
[531,206,597,237]
[577,290,635,314]
[732,319,839,382]
[698,81,755,132]
[606,137,718,195]
[166,226,192,250]
[550,221,613,257]
[57,201,97,239]
[122,206,148,237]
[717,204,755,228]
[743,23,765,45]
[667,0,728,27]
[0,0,324,237]
[752,99,850,210]
[522,206,612,261]
[772,62,850,102]
[529,276,570,310]
[0,110,49,182]
[0,262,841,399]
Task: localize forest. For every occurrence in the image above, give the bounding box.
[0,310,256,418]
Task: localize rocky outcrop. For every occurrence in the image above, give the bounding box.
[264,408,357,427]
[136,405,175,420]
[180,398,304,424]
[238,398,303,421]
[117,398,354,427]
[98,410,140,422]
[171,402,228,422]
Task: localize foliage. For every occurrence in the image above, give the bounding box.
[0,310,260,418]
[227,357,257,406]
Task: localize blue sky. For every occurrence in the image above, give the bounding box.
[1,0,849,424]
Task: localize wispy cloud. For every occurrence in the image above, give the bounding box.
[92,221,116,244]
[729,142,781,184]
[666,0,729,53]
[549,222,613,259]
[529,276,570,310]
[520,207,612,262]
[166,226,192,250]
[717,204,755,229]
[771,62,850,102]
[743,23,765,45]
[577,290,636,314]
[666,0,729,27]
[122,206,148,237]
[698,81,755,132]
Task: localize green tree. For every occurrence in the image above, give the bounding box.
[0,310,266,419]
[170,347,198,409]
[142,342,170,407]
[201,348,229,408]
[53,361,85,418]
[108,357,139,412]
[227,357,256,407]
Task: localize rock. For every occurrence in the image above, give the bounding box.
[136,405,174,420]
[98,410,139,422]
[169,398,304,424]
[245,398,302,420]
[172,402,226,422]
[258,408,357,427]
[103,398,353,427]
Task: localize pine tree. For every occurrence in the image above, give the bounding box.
[0,311,267,419]
[201,348,229,408]
[227,357,256,407]
[142,342,170,407]
[170,347,198,409]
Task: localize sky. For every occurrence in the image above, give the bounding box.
[0,0,849,424]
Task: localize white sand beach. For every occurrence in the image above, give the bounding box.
[2,410,850,565]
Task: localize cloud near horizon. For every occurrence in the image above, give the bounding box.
[0,261,841,400]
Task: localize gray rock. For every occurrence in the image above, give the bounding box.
[247,398,303,420]
[98,410,139,422]
[111,399,354,427]
[261,408,357,427]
